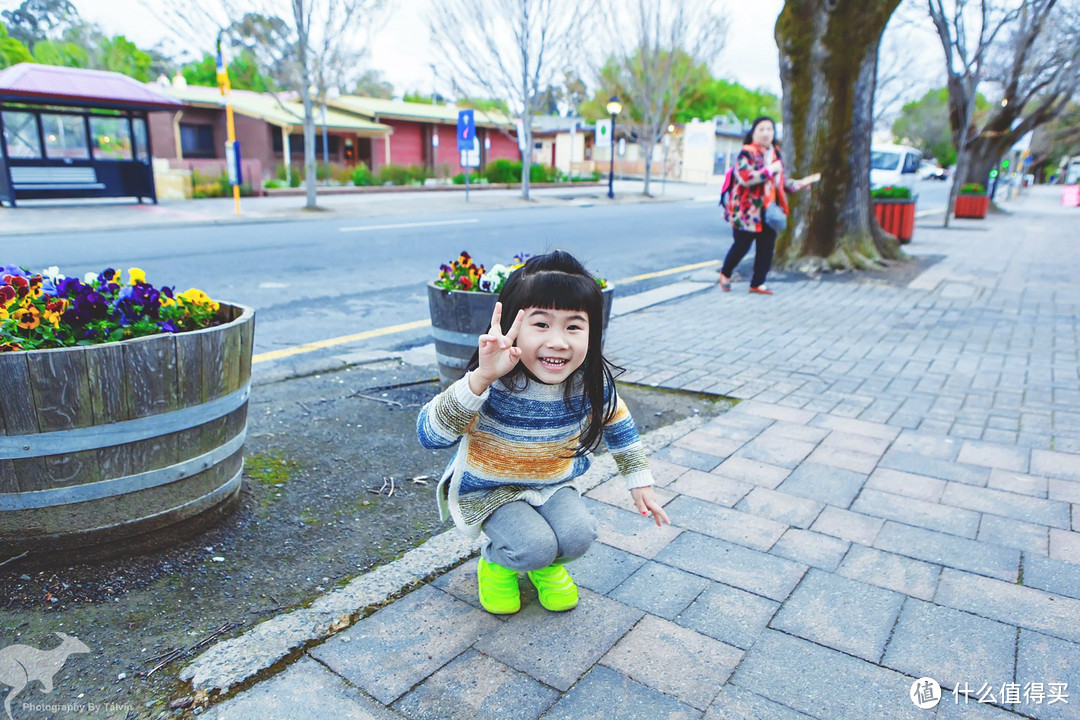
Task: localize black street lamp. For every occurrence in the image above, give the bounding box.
[606,96,622,199]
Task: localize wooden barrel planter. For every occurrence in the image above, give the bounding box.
[427,282,614,388]
[0,303,255,565]
[954,194,990,218]
[872,199,916,243]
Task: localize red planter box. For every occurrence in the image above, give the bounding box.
[873,199,916,243]
[954,194,990,219]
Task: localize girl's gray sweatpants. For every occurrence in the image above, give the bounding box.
[480,487,598,572]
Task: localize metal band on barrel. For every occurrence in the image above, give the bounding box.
[0,427,246,510]
[0,383,250,460]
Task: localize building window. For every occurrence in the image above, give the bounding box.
[272,132,341,155]
[180,123,215,158]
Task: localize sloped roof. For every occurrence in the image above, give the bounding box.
[0,63,183,110]
[330,95,514,128]
[158,84,391,136]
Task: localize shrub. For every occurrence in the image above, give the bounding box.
[871,185,913,200]
[351,163,373,186]
[452,171,481,184]
[484,158,522,183]
[529,164,558,183]
[959,182,986,195]
[264,178,285,189]
[407,164,430,184]
[378,164,411,185]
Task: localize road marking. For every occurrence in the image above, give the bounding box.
[615,259,719,284]
[339,218,479,232]
[252,319,432,364]
[254,260,717,364]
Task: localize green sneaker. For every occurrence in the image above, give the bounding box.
[527,563,579,612]
[477,558,521,614]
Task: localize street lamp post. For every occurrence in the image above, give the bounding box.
[606,96,622,200]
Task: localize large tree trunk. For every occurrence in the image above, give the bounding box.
[775,0,904,271]
[959,134,1013,188]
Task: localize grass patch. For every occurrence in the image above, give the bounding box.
[245,452,299,486]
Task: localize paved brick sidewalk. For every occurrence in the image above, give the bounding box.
[195,186,1080,719]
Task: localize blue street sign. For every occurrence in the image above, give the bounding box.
[457,110,476,151]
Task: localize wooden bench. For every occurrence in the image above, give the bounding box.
[10,165,106,191]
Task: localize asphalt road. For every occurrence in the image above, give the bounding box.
[11,179,951,358]
[14,199,724,355]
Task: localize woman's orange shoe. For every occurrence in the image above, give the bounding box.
[719,273,731,292]
[749,285,773,295]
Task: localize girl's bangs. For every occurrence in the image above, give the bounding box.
[519,271,601,314]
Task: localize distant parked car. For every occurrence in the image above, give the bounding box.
[919,161,948,181]
[871,144,922,196]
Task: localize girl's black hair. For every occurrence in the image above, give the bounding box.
[743,116,777,145]
[466,250,622,456]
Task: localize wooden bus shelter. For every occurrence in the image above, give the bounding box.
[0,63,182,208]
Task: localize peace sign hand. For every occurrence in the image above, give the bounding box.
[469,302,523,396]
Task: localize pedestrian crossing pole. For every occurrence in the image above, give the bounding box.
[216,36,242,216]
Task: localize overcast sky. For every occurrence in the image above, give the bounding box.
[3,0,942,111]
[1,0,786,93]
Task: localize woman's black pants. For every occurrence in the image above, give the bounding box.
[721,225,777,288]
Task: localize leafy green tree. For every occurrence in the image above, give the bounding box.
[1,0,77,50]
[458,97,510,114]
[892,88,990,168]
[30,38,88,67]
[97,35,153,82]
[676,77,780,124]
[403,91,446,104]
[0,22,33,68]
[182,50,274,91]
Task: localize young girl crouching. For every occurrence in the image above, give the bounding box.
[417,250,669,615]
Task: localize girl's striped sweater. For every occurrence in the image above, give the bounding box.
[417,372,654,537]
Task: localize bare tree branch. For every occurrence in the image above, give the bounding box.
[428,0,593,200]
[145,0,387,209]
[596,0,727,196]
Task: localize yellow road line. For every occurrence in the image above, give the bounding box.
[615,259,719,284]
[252,319,432,364]
[254,260,714,364]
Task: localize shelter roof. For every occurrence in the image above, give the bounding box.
[0,63,182,111]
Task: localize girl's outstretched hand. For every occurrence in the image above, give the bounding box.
[470,302,524,395]
[631,486,671,528]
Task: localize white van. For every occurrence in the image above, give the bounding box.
[871,144,922,196]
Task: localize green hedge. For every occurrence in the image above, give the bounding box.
[958,183,986,195]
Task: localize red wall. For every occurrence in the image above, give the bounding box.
[381,119,521,174]
[486,129,521,163]
[385,120,423,167]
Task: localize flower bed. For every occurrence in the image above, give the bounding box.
[1,266,219,352]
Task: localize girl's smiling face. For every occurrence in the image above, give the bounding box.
[515,306,590,383]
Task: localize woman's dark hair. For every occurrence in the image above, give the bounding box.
[743,116,776,145]
[466,250,621,456]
